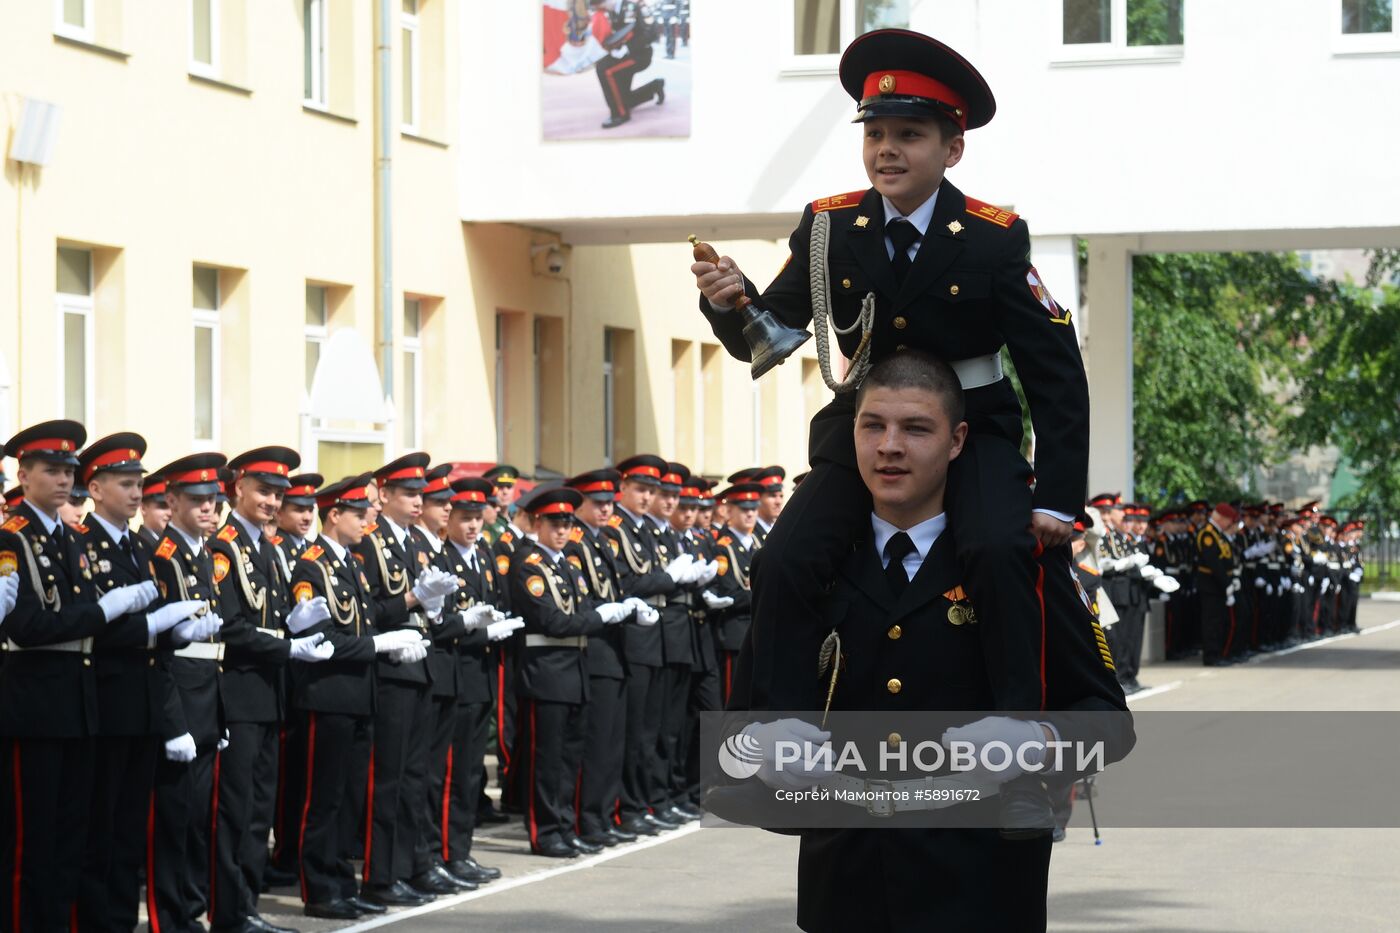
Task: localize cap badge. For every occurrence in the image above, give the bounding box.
[878,74,896,94]
[854,215,870,228]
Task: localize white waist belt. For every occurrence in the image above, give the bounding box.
[525,634,586,650]
[823,772,995,818]
[173,642,225,661]
[259,628,285,640]
[5,637,93,654]
[644,595,667,608]
[950,353,1003,390]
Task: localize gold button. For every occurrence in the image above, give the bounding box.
[893,316,907,330]
[949,284,960,296]
[149,658,156,667]
[886,677,902,695]
[83,658,92,667]
[841,278,852,289]
[887,625,902,640]
[888,732,902,747]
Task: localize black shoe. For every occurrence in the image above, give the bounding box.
[645,812,681,831]
[262,865,298,890]
[607,825,638,843]
[998,777,1053,840]
[412,865,474,894]
[360,882,433,907]
[476,805,510,825]
[568,835,604,855]
[655,81,666,105]
[1204,658,1230,667]
[579,832,617,848]
[532,840,580,858]
[662,805,697,824]
[347,896,387,915]
[247,915,299,933]
[601,115,631,129]
[304,900,359,921]
[1051,827,1067,843]
[676,801,703,819]
[618,817,657,836]
[446,857,501,883]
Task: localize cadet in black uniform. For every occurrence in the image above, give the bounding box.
[147,453,234,933]
[693,31,1089,833]
[1195,504,1241,666]
[675,480,726,818]
[0,422,158,932]
[439,478,515,884]
[138,474,172,548]
[710,483,761,707]
[509,488,633,858]
[590,0,664,129]
[75,434,205,933]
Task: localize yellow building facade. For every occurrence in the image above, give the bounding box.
[0,0,820,483]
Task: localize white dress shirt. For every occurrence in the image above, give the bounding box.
[882,191,939,262]
[871,511,948,580]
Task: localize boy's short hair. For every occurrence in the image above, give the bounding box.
[855,350,967,424]
[929,111,964,144]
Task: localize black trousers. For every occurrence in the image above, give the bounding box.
[619,663,663,821]
[494,648,518,807]
[416,693,458,874]
[652,663,690,810]
[1113,594,1147,682]
[270,719,306,875]
[518,699,586,850]
[445,701,493,861]
[577,676,627,837]
[339,718,371,862]
[297,712,367,906]
[149,747,216,933]
[718,650,740,709]
[741,435,1048,713]
[1199,583,1231,662]
[594,49,660,118]
[0,737,94,933]
[210,721,278,928]
[364,681,430,887]
[682,663,722,806]
[78,734,156,933]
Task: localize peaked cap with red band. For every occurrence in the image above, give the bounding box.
[421,463,454,501]
[839,29,995,131]
[5,419,86,467]
[450,476,493,509]
[566,468,622,503]
[229,445,301,489]
[522,486,583,519]
[375,451,431,490]
[316,473,373,511]
[616,454,667,487]
[153,452,229,496]
[283,473,324,506]
[78,432,147,485]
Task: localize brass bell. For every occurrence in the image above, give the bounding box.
[690,235,811,379]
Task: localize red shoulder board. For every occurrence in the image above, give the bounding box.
[964,196,1019,229]
[717,535,732,546]
[268,534,283,546]
[301,545,325,561]
[568,527,584,543]
[1,516,28,534]
[524,552,543,566]
[501,531,514,544]
[607,514,623,528]
[217,525,239,543]
[155,538,178,560]
[811,190,866,214]
[364,522,379,535]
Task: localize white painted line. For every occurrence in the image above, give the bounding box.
[1359,618,1400,636]
[1241,618,1400,660]
[1126,680,1182,703]
[338,823,703,932]
[1368,592,1400,602]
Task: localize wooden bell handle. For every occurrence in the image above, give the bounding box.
[689,235,750,312]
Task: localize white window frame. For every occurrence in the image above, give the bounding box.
[401,1,420,132]
[192,273,221,447]
[304,0,329,108]
[1052,0,1185,67]
[189,0,220,78]
[602,329,615,467]
[54,0,95,43]
[304,285,328,402]
[1333,0,1400,55]
[781,1,867,75]
[55,269,95,428]
[402,298,422,449]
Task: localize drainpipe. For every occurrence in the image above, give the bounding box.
[376,0,394,444]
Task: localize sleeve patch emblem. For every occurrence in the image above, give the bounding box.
[496,554,511,575]
[526,576,546,598]
[213,553,230,583]
[1027,267,1072,325]
[0,551,15,576]
[292,581,313,603]
[716,555,729,576]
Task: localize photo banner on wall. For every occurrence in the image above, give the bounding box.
[542,0,691,140]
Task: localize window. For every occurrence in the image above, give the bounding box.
[1342,0,1394,34]
[1057,0,1183,62]
[402,298,422,447]
[401,0,420,131]
[55,0,94,42]
[788,0,909,69]
[305,284,328,394]
[303,0,328,107]
[602,329,616,466]
[56,246,94,424]
[193,266,221,444]
[190,0,219,76]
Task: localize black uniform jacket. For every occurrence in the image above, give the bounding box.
[508,542,607,705]
[150,528,225,748]
[599,508,673,668]
[355,521,428,686]
[564,525,627,680]
[289,536,380,717]
[410,527,471,700]
[701,180,1090,515]
[0,502,107,737]
[440,538,499,707]
[710,527,756,653]
[211,518,293,723]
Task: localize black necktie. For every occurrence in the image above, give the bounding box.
[884,532,916,597]
[886,218,920,284]
[119,535,137,569]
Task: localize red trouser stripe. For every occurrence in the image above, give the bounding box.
[361,749,376,882]
[605,59,636,117]
[526,701,539,849]
[146,788,160,933]
[440,746,453,861]
[272,726,287,861]
[208,751,220,920]
[297,715,318,903]
[1223,605,1237,658]
[722,655,732,708]
[12,742,22,933]
[496,654,510,769]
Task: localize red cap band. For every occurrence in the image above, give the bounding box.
[623,465,661,479]
[286,484,317,497]
[533,501,575,517]
[757,475,783,487]
[18,437,76,455]
[239,461,290,478]
[169,468,220,486]
[573,481,615,494]
[451,490,487,504]
[423,477,452,495]
[143,480,167,497]
[681,487,701,498]
[727,491,760,502]
[377,466,426,486]
[862,70,968,129]
[83,447,142,483]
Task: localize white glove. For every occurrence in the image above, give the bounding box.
[165,733,196,763]
[1152,575,1180,594]
[1138,565,1162,581]
[1312,552,1326,565]
[172,612,222,645]
[941,716,1052,784]
[622,596,659,626]
[412,567,459,602]
[742,718,833,791]
[0,575,16,620]
[1293,583,1306,594]
[1226,594,1236,607]
[701,590,734,610]
[98,582,158,622]
[688,559,719,587]
[1111,557,1136,573]
[217,729,230,751]
[372,630,423,654]
[595,602,631,625]
[1254,577,1266,589]
[145,600,207,640]
[462,604,496,631]
[287,596,330,635]
[389,638,430,664]
[1226,578,1242,595]
[486,617,525,642]
[1320,578,1330,595]
[663,553,696,584]
[1129,552,1150,569]
[290,632,334,662]
[420,594,446,618]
